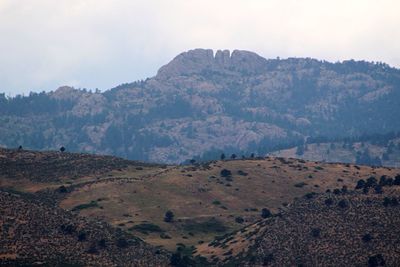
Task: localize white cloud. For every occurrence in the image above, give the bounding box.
[0,0,399,95]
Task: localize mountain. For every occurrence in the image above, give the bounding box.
[1,49,400,163]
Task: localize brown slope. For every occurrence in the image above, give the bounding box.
[58,156,399,251]
[0,147,162,183]
[0,189,170,266]
[1,147,400,252]
[197,185,400,266]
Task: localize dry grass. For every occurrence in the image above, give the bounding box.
[59,157,399,250]
[1,148,398,252]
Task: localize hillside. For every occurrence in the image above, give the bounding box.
[0,190,170,266]
[1,49,400,163]
[197,182,400,266]
[270,136,400,168]
[1,148,399,254]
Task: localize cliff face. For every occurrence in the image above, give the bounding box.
[1,49,400,163]
[157,49,268,78]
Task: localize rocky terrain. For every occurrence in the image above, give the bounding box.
[0,189,170,266]
[1,49,400,163]
[198,179,400,266]
[0,147,159,183]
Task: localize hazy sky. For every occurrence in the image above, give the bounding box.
[1,0,399,95]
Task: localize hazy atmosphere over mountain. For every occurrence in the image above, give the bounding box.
[1,0,400,95]
[1,48,400,163]
[2,1,400,266]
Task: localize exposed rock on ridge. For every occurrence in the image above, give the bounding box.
[157,48,268,78]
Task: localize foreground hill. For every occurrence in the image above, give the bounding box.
[0,190,169,266]
[1,49,400,163]
[197,184,400,266]
[1,148,399,253]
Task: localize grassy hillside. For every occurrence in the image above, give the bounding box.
[1,148,399,253]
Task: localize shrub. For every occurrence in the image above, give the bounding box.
[341,186,348,194]
[212,200,221,205]
[363,187,369,194]
[183,218,227,233]
[98,239,106,248]
[160,233,171,239]
[383,197,398,207]
[164,210,175,223]
[77,231,86,241]
[367,254,385,267]
[374,185,383,194]
[366,177,377,187]
[325,198,334,206]
[263,254,274,265]
[235,217,244,224]
[355,179,366,189]
[386,177,394,186]
[220,169,232,177]
[170,252,194,267]
[130,223,163,234]
[116,238,129,248]
[383,197,391,207]
[394,175,400,185]
[379,176,387,186]
[304,192,316,199]
[58,185,67,193]
[362,233,372,243]
[60,224,76,235]
[72,201,99,211]
[225,176,233,182]
[333,189,341,195]
[338,199,348,209]
[311,228,321,238]
[391,197,399,206]
[237,170,248,176]
[294,182,307,188]
[86,243,98,254]
[261,208,272,218]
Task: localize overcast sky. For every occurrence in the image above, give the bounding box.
[1,0,399,95]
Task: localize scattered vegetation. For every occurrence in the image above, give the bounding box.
[71,200,99,211]
[129,223,164,234]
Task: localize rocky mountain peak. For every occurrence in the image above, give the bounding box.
[50,86,83,101]
[156,48,268,78]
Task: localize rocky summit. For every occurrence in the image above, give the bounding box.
[1,49,400,163]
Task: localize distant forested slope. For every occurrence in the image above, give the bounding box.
[1,49,400,163]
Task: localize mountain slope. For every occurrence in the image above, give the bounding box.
[197,185,400,266]
[0,190,170,266]
[1,49,400,163]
